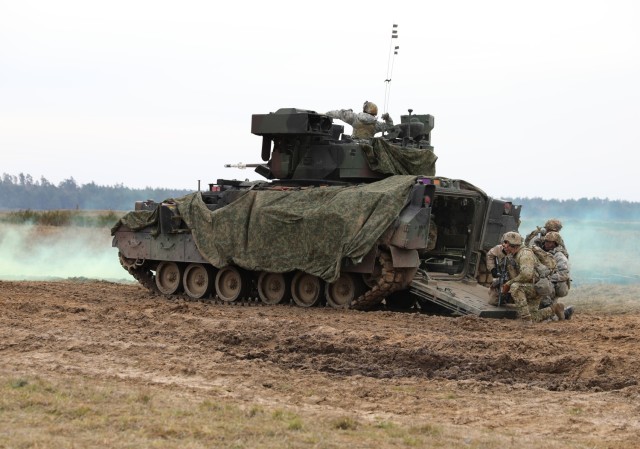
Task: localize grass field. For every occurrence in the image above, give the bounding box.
[1,372,453,449]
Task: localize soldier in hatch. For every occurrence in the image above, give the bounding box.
[500,232,569,322]
[326,101,394,140]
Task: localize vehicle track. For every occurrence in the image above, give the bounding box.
[120,250,416,310]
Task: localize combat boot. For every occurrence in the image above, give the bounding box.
[550,302,565,321]
[564,305,575,320]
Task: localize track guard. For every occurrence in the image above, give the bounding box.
[389,247,419,268]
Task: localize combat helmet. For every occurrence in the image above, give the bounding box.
[503,231,523,246]
[363,101,378,116]
[544,231,561,244]
[544,219,563,232]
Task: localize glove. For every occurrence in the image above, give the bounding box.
[501,283,511,295]
[491,267,499,277]
[381,112,390,121]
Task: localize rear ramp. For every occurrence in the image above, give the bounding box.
[409,278,517,319]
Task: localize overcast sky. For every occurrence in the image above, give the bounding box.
[1,0,639,201]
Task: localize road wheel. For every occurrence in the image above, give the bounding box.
[325,273,366,308]
[183,263,215,299]
[257,272,290,305]
[155,261,184,295]
[291,272,323,307]
[215,266,249,302]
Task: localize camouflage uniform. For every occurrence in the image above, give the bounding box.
[486,243,507,273]
[549,245,570,297]
[486,243,507,305]
[506,246,559,322]
[524,218,569,257]
[530,235,570,302]
[326,107,394,139]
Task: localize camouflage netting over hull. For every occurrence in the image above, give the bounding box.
[112,176,418,283]
[362,138,437,176]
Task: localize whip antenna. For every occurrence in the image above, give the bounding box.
[383,24,399,114]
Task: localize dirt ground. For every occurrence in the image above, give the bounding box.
[1,279,640,448]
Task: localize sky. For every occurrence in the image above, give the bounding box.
[1,0,639,201]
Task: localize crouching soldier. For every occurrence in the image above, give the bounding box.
[486,241,509,306]
[500,232,569,322]
[530,231,573,317]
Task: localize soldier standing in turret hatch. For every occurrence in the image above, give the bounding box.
[326,101,394,139]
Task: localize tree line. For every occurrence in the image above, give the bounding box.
[508,197,640,221]
[2,172,640,219]
[0,173,191,211]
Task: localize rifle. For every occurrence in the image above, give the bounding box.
[496,256,509,307]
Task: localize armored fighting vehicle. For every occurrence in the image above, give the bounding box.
[112,107,520,317]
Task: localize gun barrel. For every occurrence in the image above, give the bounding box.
[224,163,262,169]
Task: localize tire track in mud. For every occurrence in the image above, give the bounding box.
[1,280,639,393]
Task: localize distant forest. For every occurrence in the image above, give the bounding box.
[508,197,640,221]
[0,173,191,211]
[2,173,640,219]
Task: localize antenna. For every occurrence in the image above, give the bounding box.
[383,24,399,114]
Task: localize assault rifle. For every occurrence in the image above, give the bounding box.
[496,256,509,307]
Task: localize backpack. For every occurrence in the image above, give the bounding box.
[531,246,556,278]
[529,246,557,296]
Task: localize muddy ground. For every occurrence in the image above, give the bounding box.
[1,279,640,448]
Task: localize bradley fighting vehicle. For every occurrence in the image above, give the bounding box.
[112,108,520,317]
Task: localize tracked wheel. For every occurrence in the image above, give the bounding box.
[155,261,184,295]
[325,273,366,309]
[351,251,419,311]
[215,266,249,302]
[291,272,323,307]
[183,263,215,299]
[257,272,290,305]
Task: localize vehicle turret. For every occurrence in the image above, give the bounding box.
[250,108,437,183]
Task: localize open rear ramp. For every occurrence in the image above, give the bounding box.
[409,278,517,319]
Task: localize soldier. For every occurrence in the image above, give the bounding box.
[525,218,569,257]
[486,240,508,305]
[326,101,394,140]
[530,231,573,316]
[500,231,568,322]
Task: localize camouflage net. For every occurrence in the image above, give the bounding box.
[112,176,418,283]
[361,138,437,176]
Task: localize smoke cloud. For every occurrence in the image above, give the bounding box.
[1,219,638,287]
[0,224,127,281]
[519,218,640,286]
